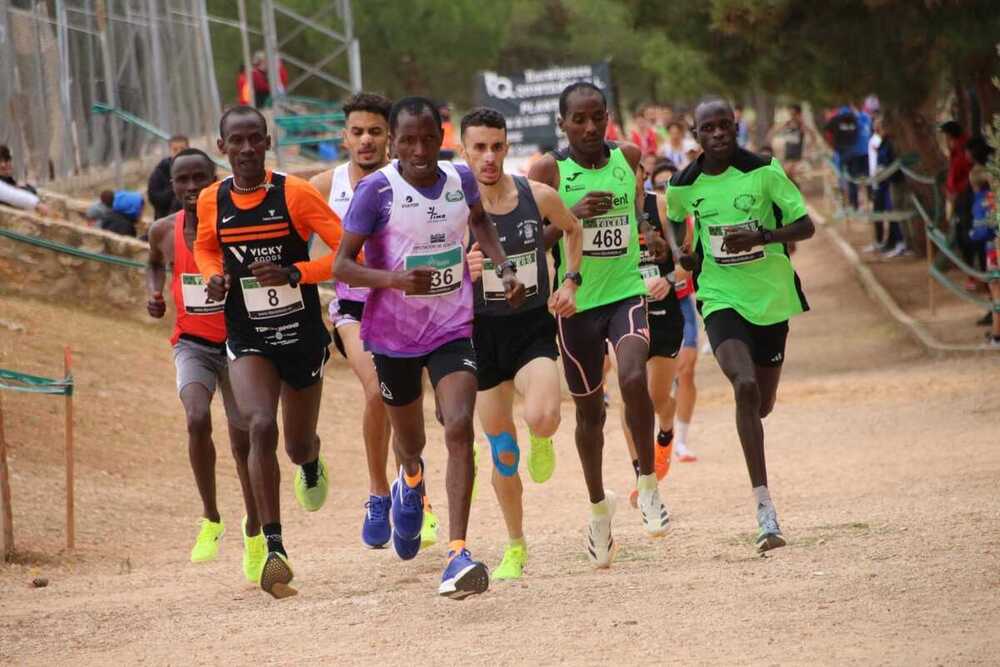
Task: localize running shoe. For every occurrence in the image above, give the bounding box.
[527,434,556,484]
[420,497,439,550]
[294,456,329,512]
[492,543,527,581]
[260,551,297,599]
[674,441,698,463]
[390,466,424,561]
[755,503,787,553]
[586,491,618,569]
[362,494,391,549]
[438,548,489,599]
[654,433,673,481]
[628,487,639,509]
[190,518,224,563]
[242,516,266,583]
[638,481,669,537]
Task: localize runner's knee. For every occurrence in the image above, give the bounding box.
[575,400,606,431]
[443,413,475,450]
[487,432,519,477]
[732,376,761,410]
[617,363,647,402]
[247,412,278,449]
[523,402,560,438]
[185,406,212,439]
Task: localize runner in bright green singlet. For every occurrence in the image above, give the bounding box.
[528,82,671,569]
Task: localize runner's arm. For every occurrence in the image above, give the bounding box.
[468,201,510,268]
[332,230,399,288]
[194,188,224,281]
[532,181,581,274]
[287,178,343,284]
[145,217,170,318]
[526,154,565,250]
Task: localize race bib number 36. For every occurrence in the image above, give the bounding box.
[180,273,224,314]
[404,245,463,297]
[582,215,630,258]
[708,220,766,265]
[483,251,538,301]
[239,277,304,320]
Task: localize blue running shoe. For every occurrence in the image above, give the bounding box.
[439,548,489,599]
[391,468,424,541]
[392,525,421,561]
[362,494,391,549]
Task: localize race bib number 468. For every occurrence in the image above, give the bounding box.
[582,215,630,258]
[404,245,463,297]
[239,277,304,320]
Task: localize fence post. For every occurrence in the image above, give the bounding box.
[0,392,13,561]
[65,347,74,551]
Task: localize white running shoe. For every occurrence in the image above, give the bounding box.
[755,503,787,553]
[882,241,907,259]
[638,484,670,537]
[586,491,618,569]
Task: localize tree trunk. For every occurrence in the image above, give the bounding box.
[750,86,774,150]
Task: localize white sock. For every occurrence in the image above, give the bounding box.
[637,473,657,493]
[674,419,690,448]
[753,485,772,508]
[591,498,609,517]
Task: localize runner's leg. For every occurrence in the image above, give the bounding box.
[280,379,324,465]
[513,356,562,440]
[477,381,522,541]
[179,383,220,523]
[713,339,766,487]
[435,370,479,542]
[339,322,392,495]
[755,364,782,419]
[614,339,655,477]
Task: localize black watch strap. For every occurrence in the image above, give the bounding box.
[761,229,774,244]
[495,259,517,278]
[563,271,583,286]
[288,265,302,288]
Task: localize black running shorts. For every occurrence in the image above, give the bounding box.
[647,297,684,360]
[226,341,331,390]
[704,308,789,367]
[473,307,559,392]
[331,298,364,359]
[372,338,477,407]
[557,296,649,396]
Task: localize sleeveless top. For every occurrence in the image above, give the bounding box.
[170,209,227,346]
[328,163,370,304]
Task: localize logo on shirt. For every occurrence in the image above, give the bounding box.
[335,190,350,202]
[564,171,585,193]
[692,198,705,209]
[426,205,447,224]
[445,190,464,202]
[518,219,538,243]
[222,215,237,224]
[402,194,418,209]
[263,208,283,222]
[733,193,757,214]
[566,172,582,182]
[248,244,284,263]
[430,232,446,243]
[228,245,248,262]
[612,166,627,182]
[380,382,394,400]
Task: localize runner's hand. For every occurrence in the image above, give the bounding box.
[467,242,484,282]
[645,276,670,301]
[206,274,229,301]
[396,266,437,295]
[570,191,614,219]
[548,284,577,318]
[503,272,526,308]
[147,291,166,318]
[250,260,291,287]
[722,229,763,254]
[645,229,668,262]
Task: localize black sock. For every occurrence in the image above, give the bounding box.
[263,522,286,556]
[302,458,319,486]
[657,429,673,446]
[631,458,641,479]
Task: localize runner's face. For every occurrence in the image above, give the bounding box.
[0,157,11,178]
[560,92,608,155]
[462,125,507,186]
[695,106,737,162]
[392,110,442,183]
[343,111,389,170]
[171,156,215,214]
[218,113,269,181]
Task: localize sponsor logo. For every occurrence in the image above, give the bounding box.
[733,193,757,213]
[335,190,349,202]
[402,194,419,209]
[612,166,627,182]
[566,172,583,182]
[426,205,448,224]
[248,244,283,264]
[462,358,477,370]
[770,353,783,363]
[445,189,464,202]
[611,192,629,208]
[222,214,236,224]
[269,209,275,216]
[692,198,705,209]
[380,382,394,400]
[227,245,247,262]
[430,232,446,243]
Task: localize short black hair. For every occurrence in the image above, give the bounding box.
[343,92,392,122]
[219,105,267,138]
[939,120,963,138]
[651,159,676,181]
[694,97,734,125]
[100,190,114,206]
[389,96,442,134]
[171,147,216,173]
[0,145,10,161]
[460,107,506,137]
[559,82,606,116]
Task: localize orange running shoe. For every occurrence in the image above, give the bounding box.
[654,438,673,480]
[628,488,638,509]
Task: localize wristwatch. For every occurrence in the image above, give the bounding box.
[760,229,774,245]
[495,259,517,278]
[563,271,583,286]
[287,265,302,288]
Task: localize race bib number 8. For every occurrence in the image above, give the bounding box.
[239,277,304,320]
[708,220,766,265]
[404,245,463,297]
[181,273,224,314]
[483,251,538,301]
[582,215,630,258]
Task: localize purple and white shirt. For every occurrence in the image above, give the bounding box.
[328,163,371,307]
[343,160,480,357]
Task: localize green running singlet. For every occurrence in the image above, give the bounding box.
[554,143,645,313]
[667,149,809,326]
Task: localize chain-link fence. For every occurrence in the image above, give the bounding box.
[0,0,220,186]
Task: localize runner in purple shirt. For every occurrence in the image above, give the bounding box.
[335,96,524,600]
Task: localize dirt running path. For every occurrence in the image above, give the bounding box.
[1,223,999,665]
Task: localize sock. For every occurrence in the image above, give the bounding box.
[404,467,423,489]
[262,522,286,556]
[591,498,609,517]
[753,485,772,508]
[657,429,673,447]
[448,539,466,558]
[301,458,319,486]
[637,473,657,493]
[674,419,690,447]
[529,432,552,447]
[509,537,526,550]
[631,458,641,479]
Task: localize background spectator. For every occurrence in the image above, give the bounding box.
[250,50,289,107]
[605,111,623,141]
[85,190,115,225]
[88,189,143,237]
[236,65,251,106]
[661,120,691,168]
[825,103,871,210]
[940,120,976,285]
[629,104,659,157]
[147,135,189,220]
[734,104,750,148]
[0,144,50,216]
[867,116,906,257]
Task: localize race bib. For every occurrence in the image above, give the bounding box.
[708,220,766,265]
[483,251,538,301]
[239,277,304,320]
[639,264,660,281]
[582,215,630,258]
[404,244,463,297]
[180,273,224,314]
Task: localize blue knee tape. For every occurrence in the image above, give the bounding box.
[487,432,519,477]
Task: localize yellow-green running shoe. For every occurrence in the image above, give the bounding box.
[527,434,556,483]
[260,551,297,599]
[294,456,329,512]
[242,516,266,583]
[493,541,527,581]
[420,497,439,550]
[190,518,224,563]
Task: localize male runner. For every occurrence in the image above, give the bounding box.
[461,107,582,580]
[671,98,815,552]
[146,148,264,582]
[334,97,525,598]
[309,93,439,550]
[528,82,670,568]
[195,106,344,598]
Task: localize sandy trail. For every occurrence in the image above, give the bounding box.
[1,222,999,665]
